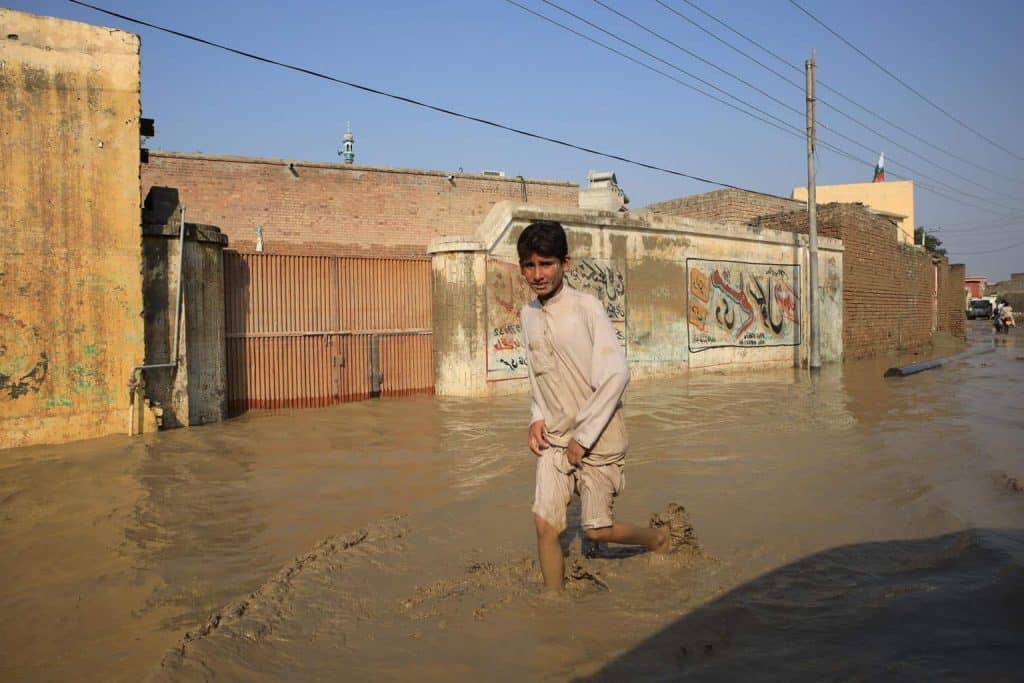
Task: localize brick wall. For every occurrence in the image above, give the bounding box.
[141,152,579,257]
[942,263,967,338]
[641,188,804,224]
[752,203,964,359]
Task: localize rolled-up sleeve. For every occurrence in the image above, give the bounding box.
[572,299,629,449]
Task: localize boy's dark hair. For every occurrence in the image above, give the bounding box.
[517,221,568,263]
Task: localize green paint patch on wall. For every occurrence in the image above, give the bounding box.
[66,363,115,406]
[82,343,99,357]
[0,355,28,377]
[47,395,73,408]
[75,274,108,288]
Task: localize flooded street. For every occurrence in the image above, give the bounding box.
[2,322,1022,681]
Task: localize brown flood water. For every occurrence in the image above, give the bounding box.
[2,321,1022,682]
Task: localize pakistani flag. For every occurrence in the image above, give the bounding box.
[872,152,885,182]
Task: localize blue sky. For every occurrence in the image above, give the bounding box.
[15,0,1024,280]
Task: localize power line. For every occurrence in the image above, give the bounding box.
[657,0,803,90]
[63,0,769,196]
[672,0,1024,187]
[504,0,807,142]
[937,212,1024,229]
[787,0,1024,163]
[587,0,802,128]
[813,139,1004,217]
[64,0,1019,224]
[951,238,1024,255]
[929,223,1023,235]
[527,0,1020,211]
[654,0,1024,201]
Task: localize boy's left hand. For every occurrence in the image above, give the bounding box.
[567,439,586,467]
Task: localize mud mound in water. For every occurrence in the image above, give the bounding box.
[149,506,712,681]
[154,516,410,679]
[1000,473,1024,494]
[649,503,703,557]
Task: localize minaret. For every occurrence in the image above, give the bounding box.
[339,122,355,164]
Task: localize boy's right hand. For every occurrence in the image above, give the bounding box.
[528,420,549,456]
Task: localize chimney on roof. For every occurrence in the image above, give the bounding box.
[579,170,629,211]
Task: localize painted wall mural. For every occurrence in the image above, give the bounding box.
[485,257,627,380]
[686,258,800,352]
[565,258,627,350]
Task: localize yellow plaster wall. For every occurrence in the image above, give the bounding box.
[792,180,915,244]
[0,9,144,450]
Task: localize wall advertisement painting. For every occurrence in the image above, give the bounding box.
[686,258,800,352]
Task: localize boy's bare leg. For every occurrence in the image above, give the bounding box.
[585,523,671,553]
[534,514,565,592]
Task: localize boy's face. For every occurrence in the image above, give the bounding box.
[520,252,570,300]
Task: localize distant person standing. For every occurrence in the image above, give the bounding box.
[517,220,687,592]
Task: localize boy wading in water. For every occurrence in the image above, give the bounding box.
[519,221,679,592]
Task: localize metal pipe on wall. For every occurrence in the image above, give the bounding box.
[129,206,187,435]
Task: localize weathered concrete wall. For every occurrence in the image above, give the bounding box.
[141,152,580,257]
[0,10,143,450]
[430,202,844,396]
[141,189,228,428]
[430,240,487,396]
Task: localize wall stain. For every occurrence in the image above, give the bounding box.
[0,351,49,400]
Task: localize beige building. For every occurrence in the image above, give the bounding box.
[792,180,915,244]
[1,9,145,450]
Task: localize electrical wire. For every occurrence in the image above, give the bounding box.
[930,224,1023,235]
[672,0,1024,186]
[64,0,770,196]
[936,212,1024,229]
[64,0,1024,251]
[787,0,1024,163]
[519,0,1020,212]
[653,0,1024,201]
[951,238,1024,255]
[504,0,806,142]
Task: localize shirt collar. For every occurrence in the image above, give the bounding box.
[540,281,572,308]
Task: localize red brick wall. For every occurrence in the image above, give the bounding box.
[752,203,965,359]
[141,152,579,257]
[942,263,967,338]
[642,188,804,224]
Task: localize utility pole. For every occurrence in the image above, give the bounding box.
[806,50,821,370]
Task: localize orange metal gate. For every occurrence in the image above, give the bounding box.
[224,252,434,414]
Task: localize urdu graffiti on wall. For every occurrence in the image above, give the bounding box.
[485,257,627,380]
[686,258,800,352]
[486,259,533,379]
[565,258,627,349]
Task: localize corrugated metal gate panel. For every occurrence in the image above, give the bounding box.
[224,253,433,413]
[336,257,432,331]
[339,334,372,403]
[380,333,434,398]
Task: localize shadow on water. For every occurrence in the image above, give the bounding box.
[577,528,1024,682]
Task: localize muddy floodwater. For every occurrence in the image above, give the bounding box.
[2,322,1022,681]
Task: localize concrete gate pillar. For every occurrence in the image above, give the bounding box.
[427,237,489,397]
[141,187,229,428]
